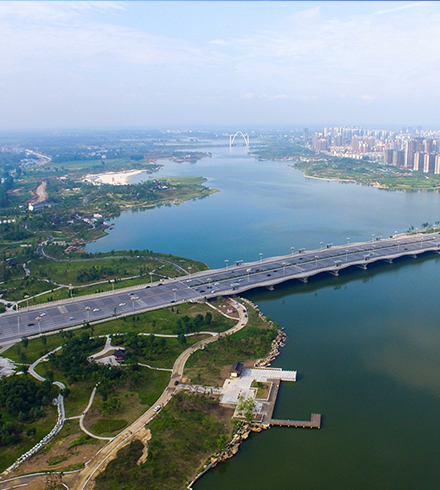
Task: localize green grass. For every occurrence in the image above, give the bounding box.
[251,380,271,399]
[129,367,170,407]
[90,419,128,436]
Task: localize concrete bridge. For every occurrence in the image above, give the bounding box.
[1,233,440,343]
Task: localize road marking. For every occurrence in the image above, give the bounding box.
[58,306,68,314]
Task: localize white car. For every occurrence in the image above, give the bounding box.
[153,405,162,413]
[119,302,126,307]
[40,312,46,317]
[93,308,100,312]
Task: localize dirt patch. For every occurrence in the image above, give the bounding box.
[29,180,47,203]
[7,421,106,479]
[136,427,151,465]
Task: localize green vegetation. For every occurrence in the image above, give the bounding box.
[293,156,440,190]
[90,419,128,436]
[94,393,234,490]
[1,248,207,305]
[250,380,271,399]
[0,374,56,446]
[237,395,256,423]
[185,306,278,386]
[67,433,98,450]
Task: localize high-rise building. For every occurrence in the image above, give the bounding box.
[423,153,436,173]
[383,149,394,165]
[413,152,425,171]
[303,128,308,143]
[435,155,440,174]
[423,139,433,154]
[404,139,416,169]
[393,150,404,167]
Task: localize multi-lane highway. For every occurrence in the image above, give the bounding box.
[1,233,440,344]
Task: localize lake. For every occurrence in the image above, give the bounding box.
[87,144,440,489]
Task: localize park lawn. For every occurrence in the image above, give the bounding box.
[27,255,182,287]
[83,367,170,437]
[94,392,234,490]
[3,333,66,364]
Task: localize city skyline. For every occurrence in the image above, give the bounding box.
[1,1,440,130]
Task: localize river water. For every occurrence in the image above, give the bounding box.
[87,145,440,489]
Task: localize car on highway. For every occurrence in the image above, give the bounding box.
[69,316,75,320]
[93,308,100,312]
[119,302,126,307]
[27,323,35,327]
[154,405,162,412]
[40,313,46,317]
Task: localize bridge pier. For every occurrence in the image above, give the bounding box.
[328,270,339,277]
[298,277,308,283]
[411,254,418,258]
[383,258,393,264]
[266,285,274,291]
[357,264,368,270]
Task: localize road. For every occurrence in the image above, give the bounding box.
[1,233,440,344]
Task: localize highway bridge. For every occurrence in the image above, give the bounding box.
[1,233,440,344]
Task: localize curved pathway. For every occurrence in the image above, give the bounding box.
[74,299,249,490]
[79,387,114,441]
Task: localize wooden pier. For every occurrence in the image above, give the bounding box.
[270,413,321,429]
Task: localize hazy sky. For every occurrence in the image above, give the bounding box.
[1,1,440,130]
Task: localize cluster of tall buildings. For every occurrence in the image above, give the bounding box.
[305,126,440,174]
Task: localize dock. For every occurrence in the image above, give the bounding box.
[270,413,321,429]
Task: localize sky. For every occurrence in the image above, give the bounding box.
[1,1,440,130]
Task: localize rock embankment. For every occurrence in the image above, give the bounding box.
[254,329,287,368]
[210,424,265,468]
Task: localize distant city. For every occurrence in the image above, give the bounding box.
[306,126,440,174]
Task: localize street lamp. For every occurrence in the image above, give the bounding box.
[372,234,375,243]
[36,316,41,335]
[17,314,20,337]
[259,253,263,262]
[315,255,319,266]
[131,297,136,314]
[24,294,29,310]
[345,249,349,261]
[85,306,90,320]
[188,266,192,276]
[149,272,153,283]
[172,288,177,302]
[320,242,323,249]
[282,262,286,275]
[347,237,350,246]
[207,278,211,289]
[110,279,115,294]
[246,268,251,282]
[225,259,229,269]
[291,247,295,256]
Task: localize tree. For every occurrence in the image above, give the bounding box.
[21,336,29,348]
[237,395,256,423]
[177,332,187,345]
[40,335,47,346]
